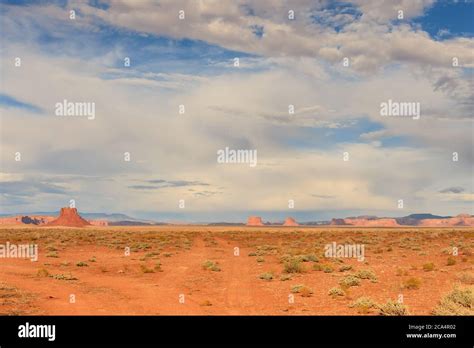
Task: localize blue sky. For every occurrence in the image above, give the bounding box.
[0,0,472,221]
[414,0,474,39]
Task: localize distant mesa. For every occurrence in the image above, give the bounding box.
[283,217,299,226]
[416,214,474,227]
[329,213,473,227]
[46,208,92,227]
[330,218,348,226]
[343,217,400,227]
[247,216,264,226]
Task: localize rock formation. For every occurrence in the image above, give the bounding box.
[46,208,91,227]
[330,218,348,226]
[283,217,299,226]
[89,220,108,226]
[417,214,474,227]
[342,218,400,227]
[247,216,264,226]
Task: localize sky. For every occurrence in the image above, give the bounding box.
[0,0,473,222]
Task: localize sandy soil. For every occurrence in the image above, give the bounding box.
[0,226,472,315]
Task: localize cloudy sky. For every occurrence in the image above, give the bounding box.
[0,0,473,222]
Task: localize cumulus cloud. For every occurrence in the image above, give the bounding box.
[0,0,472,219]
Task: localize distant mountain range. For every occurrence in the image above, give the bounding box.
[0,211,472,227]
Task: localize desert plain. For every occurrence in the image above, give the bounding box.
[0,225,473,315]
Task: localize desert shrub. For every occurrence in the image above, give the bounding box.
[339,265,352,272]
[51,273,77,281]
[339,275,361,288]
[248,252,257,257]
[379,300,409,316]
[432,287,474,315]
[447,257,456,266]
[300,287,313,297]
[283,258,304,273]
[202,260,221,272]
[355,269,377,282]
[291,284,303,293]
[396,268,408,276]
[37,268,49,277]
[291,284,313,297]
[350,297,377,314]
[154,260,163,272]
[256,257,265,263]
[322,265,334,273]
[313,264,323,271]
[76,261,88,267]
[403,277,421,290]
[259,272,274,281]
[457,273,474,285]
[441,247,452,255]
[280,274,292,281]
[200,300,212,307]
[298,254,318,262]
[46,251,58,258]
[328,287,345,297]
[140,264,154,273]
[423,263,435,272]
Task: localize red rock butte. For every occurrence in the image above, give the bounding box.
[247,216,264,226]
[46,207,91,227]
[283,217,299,226]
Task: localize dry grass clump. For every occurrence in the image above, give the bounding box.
[350,297,377,314]
[378,300,409,316]
[328,287,345,297]
[446,257,456,266]
[37,268,50,277]
[432,287,474,315]
[403,277,421,290]
[457,272,474,285]
[339,275,361,288]
[283,258,305,274]
[291,284,313,297]
[422,262,435,272]
[259,272,274,281]
[355,269,377,282]
[202,260,221,272]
